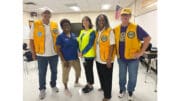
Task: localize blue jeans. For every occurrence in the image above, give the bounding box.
[118,59,139,92]
[37,55,58,90]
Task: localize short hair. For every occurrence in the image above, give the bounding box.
[60,19,71,28]
[82,16,93,29]
[41,10,51,15]
[95,14,110,31]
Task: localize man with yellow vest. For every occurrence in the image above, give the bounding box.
[77,16,95,93]
[29,10,59,100]
[114,8,151,101]
[95,14,115,101]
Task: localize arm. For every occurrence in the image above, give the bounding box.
[107,30,115,68]
[29,24,36,60]
[30,39,36,60]
[56,36,69,67]
[56,45,65,61]
[134,25,151,58]
[134,36,151,58]
[56,45,69,67]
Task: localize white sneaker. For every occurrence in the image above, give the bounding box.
[118,91,125,98]
[52,87,59,93]
[39,89,46,100]
[128,95,133,101]
[64,89,72,97]
[74,83,83,87]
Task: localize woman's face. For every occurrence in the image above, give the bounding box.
[98,15,105,29]
[62,22,71,33]
[82,18,90,29]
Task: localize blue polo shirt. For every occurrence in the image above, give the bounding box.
[56,32,78,61]
[119,25,149,62]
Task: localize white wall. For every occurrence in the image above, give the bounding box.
[135,10,157,47]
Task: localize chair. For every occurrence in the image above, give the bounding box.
[23,43,37,75]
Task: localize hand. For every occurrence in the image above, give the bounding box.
[32,52,36,60]
[62,60,69,68]
[106,58,112,69]
[78,52,83,58]
[134,51,144,59]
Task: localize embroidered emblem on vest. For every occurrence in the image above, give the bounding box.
[101,35,108,42]
[127,31,135,39]
[38,32,42,37]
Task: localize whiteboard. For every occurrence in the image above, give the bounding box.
[135,10,157,47]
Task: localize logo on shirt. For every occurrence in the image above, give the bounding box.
[120,32,126,42]
[127,31,135,39]
[101,35,108,42]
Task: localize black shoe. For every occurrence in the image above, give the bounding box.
[82,85,89,92]
[128,91,133,96]
[83,86,94,93]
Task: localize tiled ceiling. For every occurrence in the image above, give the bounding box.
[23,0,134,13]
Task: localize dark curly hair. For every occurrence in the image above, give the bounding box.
[60,19,71,28]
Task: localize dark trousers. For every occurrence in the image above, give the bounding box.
[37,55,58,90]
[96,62,113,99]
[83,58,94,85]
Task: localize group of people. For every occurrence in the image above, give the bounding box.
[29,8,151,101]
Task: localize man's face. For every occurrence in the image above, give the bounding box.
[42,13,51,21]
[121,14,131,23]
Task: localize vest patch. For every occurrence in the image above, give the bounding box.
[101,35,108,42]
[127,31,135,39]
[38,32,42,37]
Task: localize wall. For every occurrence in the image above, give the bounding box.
[135,10,157,47]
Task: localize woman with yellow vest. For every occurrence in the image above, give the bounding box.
[29,10,59,100]
[95,14,115,101]
[114,8,151,101]
[77,16,96,93]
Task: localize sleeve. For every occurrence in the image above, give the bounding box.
[56,35,62,46]
[77,30,82,43]
[29,24,34,39]
[137,25,149,41]
[82,31,96,55]
[110,30,115,45]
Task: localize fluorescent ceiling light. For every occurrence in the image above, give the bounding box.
[146,2,157,8]
[101,4,111,10]
[69,6,80,11]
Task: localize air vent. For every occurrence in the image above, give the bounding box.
[24,2,36,5]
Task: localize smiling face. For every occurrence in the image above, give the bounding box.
[98,15,105,30]
[82,17,90,29]
[62,22,71,34]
